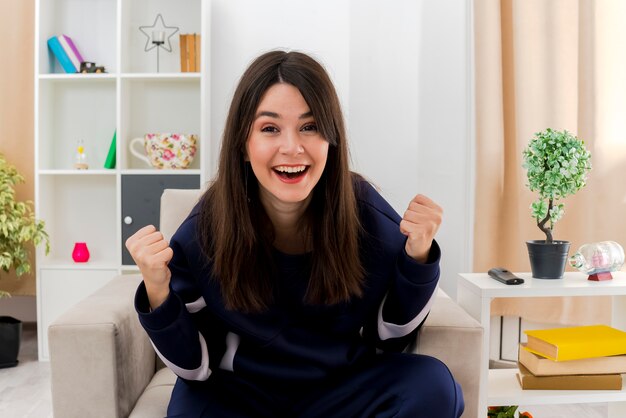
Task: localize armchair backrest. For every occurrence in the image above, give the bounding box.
[160,189,203,242]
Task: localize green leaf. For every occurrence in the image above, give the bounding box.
[530,200,548,220]
[0,153,50,295]
[522,129,592,233]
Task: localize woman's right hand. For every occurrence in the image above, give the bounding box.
[125,225,174,309]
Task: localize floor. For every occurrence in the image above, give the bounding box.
[0,323,52,418]
[0,323,612,418]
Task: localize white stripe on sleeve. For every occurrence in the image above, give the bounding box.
[150,332,211,381]
[185,296,207,313]
[377,287,438,341]
[219,332,240,372]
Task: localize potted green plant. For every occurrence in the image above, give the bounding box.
[488,406,533,418]
[522,128,592,279]
[0,153,49,368]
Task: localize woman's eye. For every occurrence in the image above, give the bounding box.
[261,126,278,133]
[302,123,318,132]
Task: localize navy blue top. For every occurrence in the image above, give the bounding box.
[135,180,440,385]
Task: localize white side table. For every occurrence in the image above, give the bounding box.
[457,271,626,418]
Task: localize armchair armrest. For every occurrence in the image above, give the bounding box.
[49,274,155,418]
[415,289,483,418]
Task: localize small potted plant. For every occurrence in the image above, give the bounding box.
[522,128,592,279]
[0,153,50,368]
[488,406,533,418]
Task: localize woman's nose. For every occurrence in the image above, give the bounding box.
[279,131,304,155]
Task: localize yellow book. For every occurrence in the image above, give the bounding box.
[195,34,201,72]
[179,34,188,72]
[188,34,196,73]
[524,325,626,361]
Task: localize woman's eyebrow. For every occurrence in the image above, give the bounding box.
[255,111,280,119]
[254,111,313,120]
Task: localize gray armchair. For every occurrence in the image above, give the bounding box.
[49,189,483,418]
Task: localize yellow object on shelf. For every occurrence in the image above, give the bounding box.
[74,139,88,170]
[524,324,626,361]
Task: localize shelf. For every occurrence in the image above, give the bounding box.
[39,169,117,176]
[35,0,209,362]
[39,261,120,271]
[488,368,626,406]
[38,175,118,263]
[39,73,117,81]
[37,78,116,170]
[120,169,200,175]
[120,73,200,80]
[458,272,626,416]
[120,78,201,170]
[120,0,202,74]
[459,272,626,298]
[38,0,117,75]
[38,73,200,80]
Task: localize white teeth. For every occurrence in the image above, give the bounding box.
[274,165,306,173]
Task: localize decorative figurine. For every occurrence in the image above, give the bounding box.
[80,62,106,73]
[570,241,625,281]
[139,14,179,72]
[74,139,88,169]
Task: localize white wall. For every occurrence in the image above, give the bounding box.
[210,0,473,298]
[412,0,474,298]
[210,0,352,161]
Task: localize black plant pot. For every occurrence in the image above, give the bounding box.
[0,316,22,368]
[526,240,571,279]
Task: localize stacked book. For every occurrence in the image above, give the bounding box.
[180,33,201,72]
[47,34,84,73]
[517,325,626,390]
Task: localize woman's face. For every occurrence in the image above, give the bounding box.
[246,83,329,209]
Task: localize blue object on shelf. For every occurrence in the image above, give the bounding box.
[47,36,77,73]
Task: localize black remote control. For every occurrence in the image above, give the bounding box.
[488,267,524,285]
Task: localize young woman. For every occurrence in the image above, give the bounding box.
[126,50,464,418]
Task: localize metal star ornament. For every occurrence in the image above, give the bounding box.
[139,14,179,52]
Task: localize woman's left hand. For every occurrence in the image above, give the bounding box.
[400,194,443,263]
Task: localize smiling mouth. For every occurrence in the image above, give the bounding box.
[273,165,309,180]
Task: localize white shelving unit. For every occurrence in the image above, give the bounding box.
[34,0,211,360]
[457,271,626,417]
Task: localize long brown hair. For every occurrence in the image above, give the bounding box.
[198,50,363,312]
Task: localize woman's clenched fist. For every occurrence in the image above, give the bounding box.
[399,194,443,264]
[125,225,173,309]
